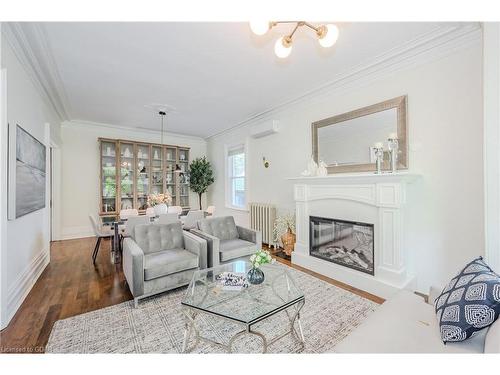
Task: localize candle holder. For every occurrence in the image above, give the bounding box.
[374,146,384,174]
[387,137,399,173]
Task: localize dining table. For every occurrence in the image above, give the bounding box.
[108,220,126,264]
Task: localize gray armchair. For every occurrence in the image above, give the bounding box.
[191,216,262,268]
[123,222,207,307]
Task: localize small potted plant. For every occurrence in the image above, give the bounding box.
[273,213,296,256]
[247,249,274,285]
[147,192,173,216]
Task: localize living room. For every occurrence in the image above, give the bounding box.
[1,0,499,372]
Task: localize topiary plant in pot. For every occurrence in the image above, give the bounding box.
[189,157,215,210]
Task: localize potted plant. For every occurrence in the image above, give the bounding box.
[247,249,274,285]
[273,213,296,256]
[147,192,172,216]
[189,157,215,210]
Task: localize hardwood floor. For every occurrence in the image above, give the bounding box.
[0,238,383,353]
[0,237,132,353]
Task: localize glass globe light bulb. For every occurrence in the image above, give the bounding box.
[318,24,339,48]
[249,21,270,36]
[274,37,292,58]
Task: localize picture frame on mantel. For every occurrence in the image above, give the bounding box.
[312,95,408,174]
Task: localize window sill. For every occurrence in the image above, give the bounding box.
[225,205,248,212]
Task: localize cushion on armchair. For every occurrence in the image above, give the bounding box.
[219,238,257,262]
[434,257,500,343]
[133,222,184,254]
[143,249,199,281]
[485,316,500,353]
[198,216,239,241]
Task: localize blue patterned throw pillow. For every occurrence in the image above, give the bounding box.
[435,257,500,343]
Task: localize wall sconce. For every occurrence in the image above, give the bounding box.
[263,157,270,168]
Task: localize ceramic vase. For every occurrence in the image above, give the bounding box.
[247,267,265,285]
[281,228,296,256]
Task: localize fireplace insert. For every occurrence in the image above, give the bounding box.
[309,216,374,275]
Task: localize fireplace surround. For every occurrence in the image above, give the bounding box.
[289,173,419,298]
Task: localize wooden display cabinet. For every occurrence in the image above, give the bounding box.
[98,138,190,217]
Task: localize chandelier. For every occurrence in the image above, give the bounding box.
[249,21,339,58]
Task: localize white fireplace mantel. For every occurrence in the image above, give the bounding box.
[287,172,420,184]
[289,172,420,299]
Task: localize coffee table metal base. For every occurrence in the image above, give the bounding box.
[181,298,305,353]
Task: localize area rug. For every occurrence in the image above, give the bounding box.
[46,264,378,353]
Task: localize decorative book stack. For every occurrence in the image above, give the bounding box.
[216,272,249,291]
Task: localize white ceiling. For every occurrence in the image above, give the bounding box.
[38,22,453,138]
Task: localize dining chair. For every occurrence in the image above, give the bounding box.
[145,207,155,218]
[123,216,150,238]
[205,206,216,217]
[153,204,168,215]
[167,206,183,215]
[89,215,113,264]
[120,208,139,220]
[157,213,180,224]
[180,210,205,230]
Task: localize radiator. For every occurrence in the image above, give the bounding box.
[249,202,277,246]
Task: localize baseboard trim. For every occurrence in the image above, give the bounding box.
[291,251,416,300]
[4,249,50,328]
[61,225,94,240]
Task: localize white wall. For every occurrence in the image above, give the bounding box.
[207,40,484,294]
[0,34,62,329]
[0,22,6,330]
[59,121,208,240]
[483,23,500,273]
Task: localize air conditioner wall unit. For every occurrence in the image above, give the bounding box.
[250,120,280,138]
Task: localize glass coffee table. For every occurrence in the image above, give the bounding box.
[180,261,305,353]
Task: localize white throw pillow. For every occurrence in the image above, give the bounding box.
[485,317,500,353]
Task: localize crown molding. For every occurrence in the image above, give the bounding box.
[62,119,207,143]
[2,22,70,121]
[206,23,482,140]
[2,22,482,140]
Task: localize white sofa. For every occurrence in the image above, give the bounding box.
[334,287,500,353]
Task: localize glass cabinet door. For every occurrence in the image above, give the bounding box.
[151,145,163,195]
[100,140,117,213]
[100,140,192,214]
[136,144,150,210]
[178,148,190,208]
[165,147,177,205]
[119,142,135,210]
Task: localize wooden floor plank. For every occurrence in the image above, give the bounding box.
[0,237,383,353]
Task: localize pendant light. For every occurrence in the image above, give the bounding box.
[159,110,166,144]
[156,107,181,173]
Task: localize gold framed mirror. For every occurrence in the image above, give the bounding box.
[312,95,408,174]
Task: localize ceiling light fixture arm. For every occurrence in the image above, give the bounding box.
[250,20,339,58]
[272,21,328,46]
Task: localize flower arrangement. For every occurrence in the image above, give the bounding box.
[147,192,172,207]
[249,249,274,269]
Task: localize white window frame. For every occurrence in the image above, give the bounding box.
[224,142,248,211]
